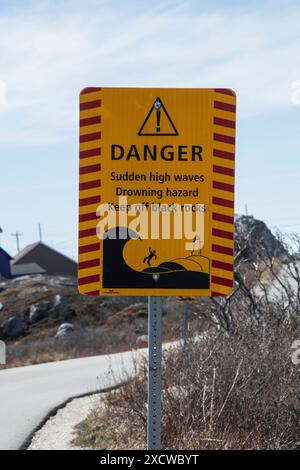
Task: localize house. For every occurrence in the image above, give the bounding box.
[0,247,12,280]
[10,262,46,277]
[10,242,77,277]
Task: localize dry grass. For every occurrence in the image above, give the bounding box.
[1,296,208,369]
[1,274,210,368]
[0,326,145,369]
[72,322,300,450]
[105,303,148,327]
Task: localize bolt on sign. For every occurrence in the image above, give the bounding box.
[78,88,236,297]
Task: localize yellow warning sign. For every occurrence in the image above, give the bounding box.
[78,87,236,297]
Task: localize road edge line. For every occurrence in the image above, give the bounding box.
[19,381,127,451]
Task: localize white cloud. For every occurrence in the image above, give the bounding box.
[0,0,300,146]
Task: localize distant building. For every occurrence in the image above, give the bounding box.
[10,242,77,277]
[0,247,12,280]
[10,262,46,277]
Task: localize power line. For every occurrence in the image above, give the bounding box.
[281,223,300,228]
[50,237,77,247]
[264,216,300,223]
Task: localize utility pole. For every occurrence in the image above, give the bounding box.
[245,204,248,216]
[11,231,23,252]
[38,224,42,243]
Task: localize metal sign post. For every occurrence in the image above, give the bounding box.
[147,296,162,450]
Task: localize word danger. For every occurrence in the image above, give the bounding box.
[111,144,203,161]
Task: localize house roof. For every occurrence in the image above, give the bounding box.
[10,262,46,276]
[12,242,76,265]
[12,242,40,264]
[0,247,12,260]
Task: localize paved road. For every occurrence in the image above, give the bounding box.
[0,348,148,450]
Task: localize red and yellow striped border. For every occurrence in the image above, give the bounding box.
[78,88,236,297]
[210,88,236,296]
[78,87,102,296]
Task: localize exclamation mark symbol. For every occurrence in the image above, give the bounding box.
[154,99,161,132]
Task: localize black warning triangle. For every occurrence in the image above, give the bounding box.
[138,97,179,136]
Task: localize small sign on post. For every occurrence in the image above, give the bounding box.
[78,87,236,450]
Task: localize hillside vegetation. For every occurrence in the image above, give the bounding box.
[1,216,299,371]
[72,222,300,450]
[73,322,300,450]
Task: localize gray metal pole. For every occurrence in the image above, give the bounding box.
[147,296,162,450]
[38,224,42,243]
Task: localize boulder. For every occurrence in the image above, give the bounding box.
[136,334,148,345]
[58,323,75,333]
[0,316,25,340]
[49,295,73,321]
[29,301,51,323]
[55,322,75,339]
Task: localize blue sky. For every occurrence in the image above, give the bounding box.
[0,0,299,259]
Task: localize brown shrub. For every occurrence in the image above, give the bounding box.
[74,321,300,450]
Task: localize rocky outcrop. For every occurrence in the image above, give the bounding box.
[0,316,26,340]
[55,323,77,339]
[49,295,74,321]
[235,215,286,261]
[29,301,51,323]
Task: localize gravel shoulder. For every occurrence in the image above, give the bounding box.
[26,340,181,450]
[28,393,103,450]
